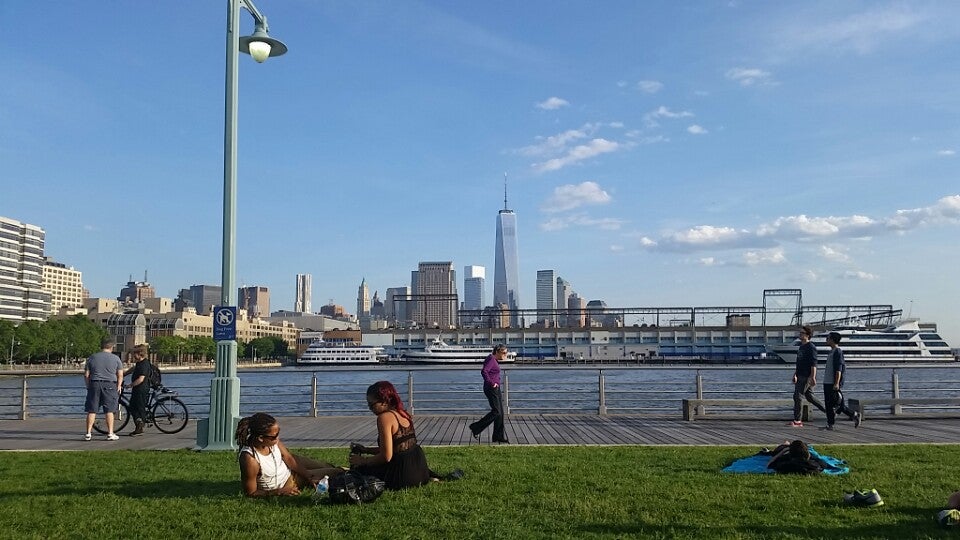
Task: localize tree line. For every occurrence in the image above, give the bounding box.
[0,316,292,365]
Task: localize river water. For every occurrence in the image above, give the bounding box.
[3,364,958,418]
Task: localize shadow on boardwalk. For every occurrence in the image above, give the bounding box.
[2,415,960,451]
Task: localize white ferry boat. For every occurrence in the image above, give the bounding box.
[297,340,386,365]
[770,320,955,363]
[402,339,517,364]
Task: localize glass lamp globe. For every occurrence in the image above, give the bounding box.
[248,41,272,63]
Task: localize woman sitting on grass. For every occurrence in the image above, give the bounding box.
[766,439,828,475]
[349,381,433,490]
[236,412,344,497]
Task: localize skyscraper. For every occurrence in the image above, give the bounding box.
[536,270,556,326]
[463,265,485,311]
[385,286,411,324]
[42,257,83,316]
[295,274,312,313]
[493,174,520,327]
[0,216,50,322]
[414,261,458,328]
[556,277,572,327]
[357,278,370,318]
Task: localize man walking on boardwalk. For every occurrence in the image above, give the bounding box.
[469,344,510,443]
[83,338,124,441]
[823,332,862,430]
[790,326,826,427]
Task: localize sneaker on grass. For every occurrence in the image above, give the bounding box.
[843,489,884,507]
[938,509,960,527]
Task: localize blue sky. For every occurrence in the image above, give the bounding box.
[2,1,959,344]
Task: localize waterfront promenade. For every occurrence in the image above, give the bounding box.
[3,415,959,451]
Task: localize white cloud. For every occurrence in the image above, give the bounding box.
[819,245,851,263]
[938,149,956,156]
[540,214,627,232]
[83,224,97,231]
[637,80,664,94]
[533,138,620,173]
[542,181,612,213]
[536,97,570,110]
[617,81,629,88]
[637,194,960,253]
[743,247,787,266]
[725,67,775,87]
[841,270,879,281]
[698,257,722,267]
[609,245,624,252]
[777,5,928,55]
[518,128,589,157]
[687,124,708,135]
[797,270,821,283]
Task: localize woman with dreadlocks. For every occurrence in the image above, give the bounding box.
[348,381,433,490]
[235,412,344,497]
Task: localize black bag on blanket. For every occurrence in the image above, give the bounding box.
[327,472,386,504]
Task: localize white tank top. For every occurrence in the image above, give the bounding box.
[240,445,292,490]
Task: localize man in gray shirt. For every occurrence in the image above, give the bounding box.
[84,338,124,441]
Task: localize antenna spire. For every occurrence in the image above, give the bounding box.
[503,172,508,210]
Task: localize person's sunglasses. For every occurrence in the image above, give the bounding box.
[261,432,279,441]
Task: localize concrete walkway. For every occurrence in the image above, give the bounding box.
[2,415,959,451]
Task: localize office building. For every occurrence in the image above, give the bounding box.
[536,270,556,326]
[239,286,270,318]
[493,175,520,326]
[414,261,458,328]
[118,274,155,305]
[568,294,587,328]
[178,285,222,316]
[42,257,83,316]
[357,278,370,319]
[385,286,411,325]
[295,273,312,313]
[463,265,485,311]
[556,277,572,326]
[0,216,50,322]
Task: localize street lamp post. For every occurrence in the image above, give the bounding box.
[64,342,72,366]
[199,0,287,450]
[9,338,20,366]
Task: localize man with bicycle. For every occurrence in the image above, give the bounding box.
[126,344,152,436]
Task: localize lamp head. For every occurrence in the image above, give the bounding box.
[239,23,288,63]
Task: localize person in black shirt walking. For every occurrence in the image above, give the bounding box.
[822,332,861,430]
[790,326,827,427]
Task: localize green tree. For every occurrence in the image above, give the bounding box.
[247,337,274,360]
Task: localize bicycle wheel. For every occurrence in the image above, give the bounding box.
[151,397,189,434]
[92,402,131,434]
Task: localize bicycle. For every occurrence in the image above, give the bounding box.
[92,386,190,435]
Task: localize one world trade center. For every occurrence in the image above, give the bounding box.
[494,174,520,327]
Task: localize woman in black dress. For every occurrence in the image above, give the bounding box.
[349,381,432,490]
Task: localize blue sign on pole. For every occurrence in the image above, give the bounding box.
[213,306,237,342]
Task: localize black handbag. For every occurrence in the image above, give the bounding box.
[327,472,386,504]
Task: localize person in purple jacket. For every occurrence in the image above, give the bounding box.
[468,344,510,443]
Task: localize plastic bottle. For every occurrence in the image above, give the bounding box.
[313,475,329,499]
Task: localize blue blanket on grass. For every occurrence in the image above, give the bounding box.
[722,446,849,475]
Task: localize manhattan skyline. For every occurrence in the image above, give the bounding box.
[2,2,959,344]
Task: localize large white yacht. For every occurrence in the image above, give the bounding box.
[402,338,518,364]
[297,340,386,365]
[770,320,955,363]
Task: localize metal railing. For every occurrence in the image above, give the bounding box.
[2,364,959,420]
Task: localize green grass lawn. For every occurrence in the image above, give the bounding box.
[0,444,956,539]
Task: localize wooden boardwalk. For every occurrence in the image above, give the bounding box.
[2,415,959,451]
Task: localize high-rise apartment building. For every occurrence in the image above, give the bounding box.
[357,278,370,318]
[463,265,485,311]
[42,257,84,316]
[239,286,270,318]
[568,293,587,328]
[295,274,312,313]
[493,175,520,327]
[536,270,556,326]
[0,216,50,322]
[414,261,458,328]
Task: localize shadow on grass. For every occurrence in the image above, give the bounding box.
[0,479,240,500]
[577,518,943,539]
